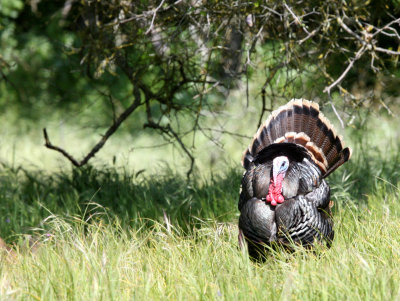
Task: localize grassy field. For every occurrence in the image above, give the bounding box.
[1,104,400,299]
[0,164,400,300]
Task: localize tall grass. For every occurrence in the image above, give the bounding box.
[0,164,241,239]
[1,182,400,300]
[1,110,400,299]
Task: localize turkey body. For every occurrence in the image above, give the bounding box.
[238,99,351,259]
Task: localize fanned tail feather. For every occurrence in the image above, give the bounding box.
[242,99,351,177]
[324,147,352,178]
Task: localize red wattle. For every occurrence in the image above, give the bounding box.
[266,173,285,206]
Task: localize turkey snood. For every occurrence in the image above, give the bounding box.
[266,156,288,206]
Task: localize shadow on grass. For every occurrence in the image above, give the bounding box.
[0,164,241,239]
[1,122,399,242]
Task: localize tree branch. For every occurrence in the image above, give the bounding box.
[43,88,142,167]
[323,45,367,94]
[374,46,400,56]
[145,0,166,35]
[144,121,195,179]
[258,63,284,127]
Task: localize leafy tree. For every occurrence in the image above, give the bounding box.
[1,0,400,175]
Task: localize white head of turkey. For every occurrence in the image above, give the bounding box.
[238,99,351,260]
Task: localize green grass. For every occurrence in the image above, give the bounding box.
[0,177,400,300]
[1,100,400,299]
[0,164,243,239]
[1,142,400,300]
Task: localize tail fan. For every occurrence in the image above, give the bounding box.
[242,99,352,177]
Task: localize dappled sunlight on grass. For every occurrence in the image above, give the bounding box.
[1,104,400,299]
[0,164,241,239]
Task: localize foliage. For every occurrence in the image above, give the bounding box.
[2,0,400,172]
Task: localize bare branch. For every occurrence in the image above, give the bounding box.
[377,27,400,40]
[261,5,282,18]
[337,17,364,44]
[144,121,195,179]
[323,45,367,94]
[193,81,220,99]
[329,101,344,128]
[299,27,320,45]
[369,52,378,73]
[145,0,166,35]
[284,3,310,34]
[374,46,400,56]
[130,141,173,151]
[43,128,81,167]
[372,17,400,37]
[258,63,284,127]
[201,127,252,139]
[43,89,142,167]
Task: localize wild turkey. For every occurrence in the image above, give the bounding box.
[238,99,351,259]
